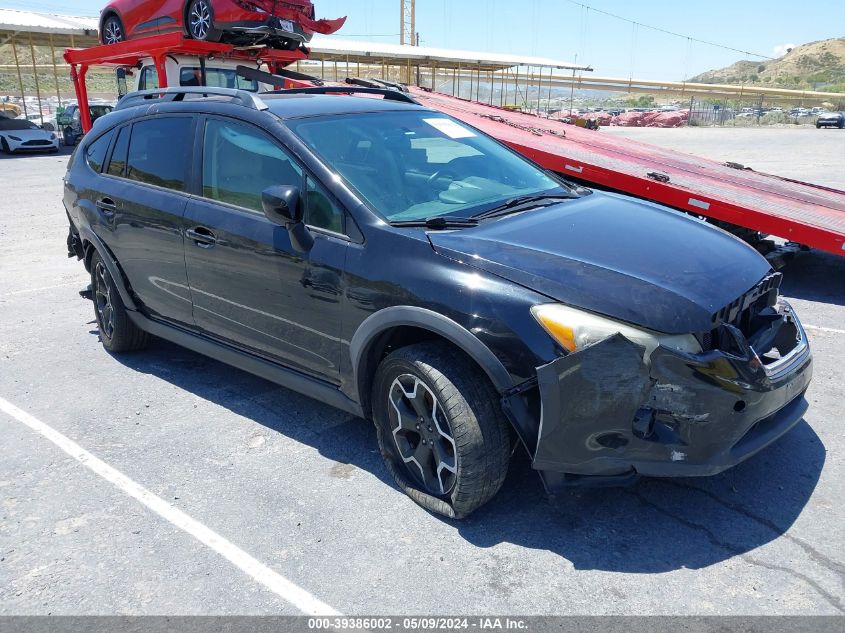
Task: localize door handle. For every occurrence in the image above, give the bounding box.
[96,197,116,216]
[186,227,217,248]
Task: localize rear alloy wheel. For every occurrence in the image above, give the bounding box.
[372,342,512,519]
[90,251,150,353]
[102,15,125,45]
[187,0,221,42]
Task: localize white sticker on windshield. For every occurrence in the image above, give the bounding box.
[423,118,476,139]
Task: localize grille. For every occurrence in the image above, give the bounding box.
[22,139,52,146]
[700,272,783,352]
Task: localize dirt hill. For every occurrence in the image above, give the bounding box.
[689,37,845,93]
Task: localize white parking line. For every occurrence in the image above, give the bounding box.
[4,282,83,297]
[0,395,341,616]
[804,324,845,335]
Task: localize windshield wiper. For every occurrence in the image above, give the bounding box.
[474,193,577,220]
[390,216,479,229]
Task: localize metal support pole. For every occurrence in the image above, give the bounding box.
[49,34,61,106]
[11,37,28,119]
[154,54,168,88]
[28,34,44,125]
[468,65,473,102]
[537,66,543,115]
[75,65,92,133]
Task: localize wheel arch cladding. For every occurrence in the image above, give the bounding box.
[350,306,513,418]
[79,228,138,312]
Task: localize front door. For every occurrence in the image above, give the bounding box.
[183,117,348,381]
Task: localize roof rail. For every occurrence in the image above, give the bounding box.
[116,87,269,112]
[266,86,418,104]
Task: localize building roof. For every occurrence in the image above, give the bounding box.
[307,36,592,72]
[0,9,590,72]
[0,8,99,47]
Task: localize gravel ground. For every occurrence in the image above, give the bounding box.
[0,141,843,616]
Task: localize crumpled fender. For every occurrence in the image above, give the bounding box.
[533,334,652,474]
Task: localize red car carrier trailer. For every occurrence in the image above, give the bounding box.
[64,35,845,258]
[63,33,305,132]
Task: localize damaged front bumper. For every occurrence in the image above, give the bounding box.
[528,303,812,491]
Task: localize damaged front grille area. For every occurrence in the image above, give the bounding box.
[697,272,805,375]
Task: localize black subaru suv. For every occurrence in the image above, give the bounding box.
[64,86,812,518]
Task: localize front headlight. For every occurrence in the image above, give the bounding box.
[531,303,702,356]
[8,135,22,141]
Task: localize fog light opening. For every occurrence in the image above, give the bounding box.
[734,400,747,413]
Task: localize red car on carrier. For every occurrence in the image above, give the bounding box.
[99,0,345,50]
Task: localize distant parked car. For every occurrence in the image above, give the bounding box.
[0,118,59,154]
[816,111,844,129]
[58,104,115,146]
[99,0,346,51]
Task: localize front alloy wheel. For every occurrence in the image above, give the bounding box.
[388,374,458,496]
[372,342,512,519]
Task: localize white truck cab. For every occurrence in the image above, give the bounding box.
[121,55,276,95]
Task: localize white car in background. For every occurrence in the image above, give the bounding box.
[0,118,60,154]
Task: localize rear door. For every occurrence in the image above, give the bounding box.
[183,116,348,381]
[102,116,195,326]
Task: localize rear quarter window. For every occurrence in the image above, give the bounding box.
[85,130,114,173]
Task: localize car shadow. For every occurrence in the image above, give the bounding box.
[780,249,845,307]
[98,326,825,574]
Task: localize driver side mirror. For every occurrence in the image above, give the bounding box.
[261,185,313,252]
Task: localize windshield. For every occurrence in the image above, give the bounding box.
[0,119,39,131]
[287,110,570,222]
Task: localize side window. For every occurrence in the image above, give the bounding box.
[126,118,193,192]
[85,130,114,173]
[305,176,344,234]
[107,126,129,177]
[138,66,159,91]
[202,118,302,212]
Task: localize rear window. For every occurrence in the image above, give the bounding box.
[126,118,193,192]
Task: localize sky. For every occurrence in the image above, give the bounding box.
[1,0,843,79]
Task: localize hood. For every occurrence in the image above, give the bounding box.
[428,192,771,334]
[0,127,53,141]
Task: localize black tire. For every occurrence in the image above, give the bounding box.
[839,121,844,129]
[102,14,125,45]
[186,0,222,42]
[1,138,9,154]
[816,122,822,129]
[371,342,512,519]
[90,250,150,353]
